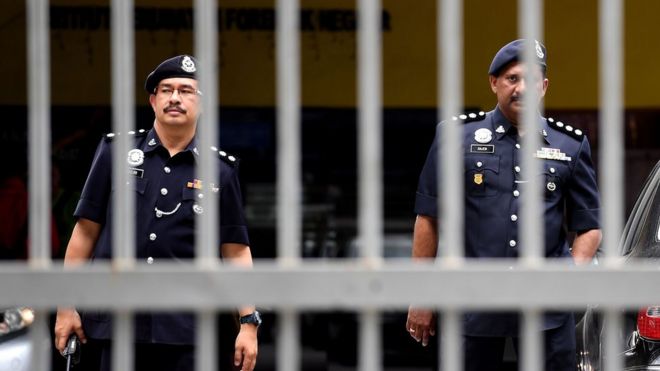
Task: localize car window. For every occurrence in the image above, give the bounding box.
[621,161,660,257]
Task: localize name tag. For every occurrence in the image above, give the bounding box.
[129,168,144,178]
[470,144,495,153]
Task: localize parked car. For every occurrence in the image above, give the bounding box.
[576,159,660,370]
[0,307,33,371]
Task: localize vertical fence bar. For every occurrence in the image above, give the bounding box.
[276,0,302,262]
[358,0,382,368]
[438,0,464,368]
[518,0,544,264]
[113,311,134,371]
[29,309,50,371]
[194,0,220,265]
[194,2,219,370]
[438,0,464,261]
[521,309,543,371]
[110,0,136,266]
[603,309,623,371]
[110,1,135,369]
[357,0,383,260]
[440,310,462,371]
[599,0,624,262]
[518,0,544,368]
[276,0,301,367]
[277,309,300,371]
[358,310,381,371]
[196,311,217,371]
[27,0,51,267]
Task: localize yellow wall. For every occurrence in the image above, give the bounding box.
[1,0,658,109]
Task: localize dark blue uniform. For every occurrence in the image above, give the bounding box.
[75,128,249,346]
[415,106,600,369]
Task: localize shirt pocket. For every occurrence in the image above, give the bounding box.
[539,163,567,200]
[465,155,500,197]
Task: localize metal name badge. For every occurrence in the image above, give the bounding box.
[470,144,495,153]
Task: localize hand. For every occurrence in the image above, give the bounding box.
[54,308,87,354]
[406,306,436,347]
[234,324,258,371]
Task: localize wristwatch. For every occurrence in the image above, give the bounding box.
[239,311,262,327]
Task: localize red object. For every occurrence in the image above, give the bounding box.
[637,306,660,340]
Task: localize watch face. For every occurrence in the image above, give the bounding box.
[254,311,262,325]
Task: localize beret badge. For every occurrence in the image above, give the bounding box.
[181,56,197,73]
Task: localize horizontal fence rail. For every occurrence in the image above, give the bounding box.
[1,261,656,310]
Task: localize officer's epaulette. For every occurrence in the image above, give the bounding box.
[103,129,148,142]
[452,111,487,124]
[545,117,585,141]
[210,146,239,167]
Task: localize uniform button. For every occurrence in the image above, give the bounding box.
[149,233,157,241]
[550,167,556,174]
[513,190,520,197]
[476,161,483,168]
[198,193,204,199]
[509,240,517,247]
[147,257,154,264]
[164,167,171,174]
[515,143,521,149]
[514,166,521,173]
[161,188,168,196]
[511,214,518,222]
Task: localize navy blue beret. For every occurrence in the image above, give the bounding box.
[488,39,546,76]
[144,55,198,93]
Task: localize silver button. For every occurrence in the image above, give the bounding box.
[149,233,157,241]
[514,166,521,173]
[509,240,517,247]
[511,214,518,222]
[515,143,521,149]
[476,161,483,168]
[147,257,154,264]
[161,188,168,196]
[164,167,171,174]
[513,190,520,197]
[550,167,556,174]
[198,193,204,199]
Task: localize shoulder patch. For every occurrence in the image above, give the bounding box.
[103,129,148,142]
[546,117,585,141]
[210,146,239,167]
[452,111,487,124]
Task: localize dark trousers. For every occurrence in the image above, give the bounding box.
[81,341,195,371]
[464,320,576,371]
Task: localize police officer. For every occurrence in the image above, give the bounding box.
[54,55,260,371]
[406,40,602,370]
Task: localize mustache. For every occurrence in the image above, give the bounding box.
[511,94,522,102]
[164,105,186,113]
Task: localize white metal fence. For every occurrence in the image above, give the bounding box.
[2,0,649,370]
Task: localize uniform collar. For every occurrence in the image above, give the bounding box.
[491,106,550,145]
[141,128,200,159]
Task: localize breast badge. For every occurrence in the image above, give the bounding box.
[474,173,484,185]
[474,128,493,144]
[127,149,144,167]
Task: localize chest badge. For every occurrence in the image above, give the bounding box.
[535,147,572,162]
[474,173,484,185]
[192,204,204,214]
[127,149,144,167]
[547,182,557,192]
[187,179,203,189]
[474,128,493,144]
[496,125,505,134]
